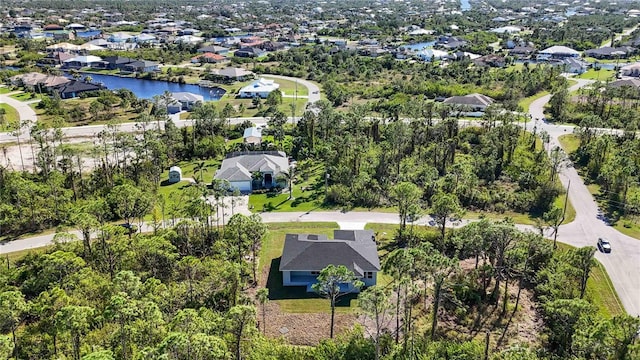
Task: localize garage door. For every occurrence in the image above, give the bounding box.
[230,181,252,192]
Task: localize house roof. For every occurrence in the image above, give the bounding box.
[216,67,253,78]
[198,45,229,53]
[54,80,103,94]
[63,55,103,63]
[172,92,204,102]
[215,152,288,182]
[239,78,280,94]
[444,93,494,107]
[243,127,262,138]
[169,166,182,173]
[540,45,580,55]
[622,62,640,71]
[279,230,381,275]
[608,78,640,88]
[103,56,135,65]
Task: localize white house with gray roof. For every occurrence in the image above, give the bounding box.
[279,230,381,292]
[214,151,289,192]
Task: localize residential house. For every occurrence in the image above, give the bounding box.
[171,92,204,111]
[621,62,640,77]
[210,67,254,83]
[473,54,506,68]
[175,35,204,45]
[101,56,135,70]
[509,46,536,59]
[584,46,635,59]
[108,32,134,43]
[37,51,75,66]
[243,127,262,145]
[443,93,495,112]
[559,58,588,74]
[279,230,381,292]
[235,47,265,58]
[53,80,104,99]
[416,48,449,61]
[197,45,229,54]
[607,78,640,89]
[239,78,280,98]
[62,55,103,68]
[191,52,228,64]
[260,41,286,52]
[133,33,157,44]
[537,45,581,60]
[121,60,160,73]
[214,151,289,192]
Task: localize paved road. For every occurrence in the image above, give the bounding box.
[600,25,638,48]
[2,74,639,315]
[527,77,640,316]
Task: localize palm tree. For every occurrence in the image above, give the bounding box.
[194,161,207,183]
[277,167,294,200]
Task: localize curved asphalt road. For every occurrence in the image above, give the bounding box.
[1,75,639,315]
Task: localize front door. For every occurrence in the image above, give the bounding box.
[264,173,273,187]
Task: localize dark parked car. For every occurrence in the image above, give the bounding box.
[597,237,611,253]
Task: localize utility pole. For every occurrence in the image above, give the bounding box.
[561,180,571,222]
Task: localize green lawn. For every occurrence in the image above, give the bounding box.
[262,76,309,97]
[465,193,575,226]
[518,91,549,113]
[0,103,20,130]
[249,162,326,212]
[0,87,12,94]
[558,134,580,154]
[576,68,615,81]
[9,92,46,102]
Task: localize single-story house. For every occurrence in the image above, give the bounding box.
[620,62,640,77]
[171,92,204,111]
[175,35,204,45]
[279,230,381,292]
[607,78,640,89]
[559,58,588,74]
[37,51,75,66]
[416,48,449,61]
[134,33,157,44]
[9,72,70,90]
[235,47,265,58]
[584,46,635,59]
[213,67,254,82]
[121,60,160,73]
[239,78,280,98]
[214,151,289,192]
[62,55,103,68]
[243,127,262,145]
[53,80,105,99]
[537,45,581,60]
[443,93,495,112]
[191,52,228,64]
[508,46,536,59]
[168,166,182,183]
[101,56,135,70]
[472,54,506,68]
[197,45,230,54]
[108,32,134,43]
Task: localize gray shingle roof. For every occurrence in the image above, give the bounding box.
[444,93,494,107]
[279,230,381,275]
[214,152,288,182]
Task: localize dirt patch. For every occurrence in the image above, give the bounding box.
[259,301,358,345]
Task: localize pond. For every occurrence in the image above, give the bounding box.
[73,72,226,100]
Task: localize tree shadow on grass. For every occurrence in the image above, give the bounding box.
[266,257,357,306]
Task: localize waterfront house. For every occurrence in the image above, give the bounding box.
[171,92,204,111]
[235,47,265,58]
[121,60,160,73]
[214,151,289,192]
[621,62,640,77]
[239,78,280,98]
[191,52,228,64]
[54,80,104,99]
[62,55,103,69]
[214,67,254,82]
[279,230,380,292]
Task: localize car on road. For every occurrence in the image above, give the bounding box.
[597,237,611,253]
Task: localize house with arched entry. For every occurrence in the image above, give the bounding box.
[213,151,288,192]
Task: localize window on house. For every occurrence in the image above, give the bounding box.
[311,271,320,275]
[365,272,373,279]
